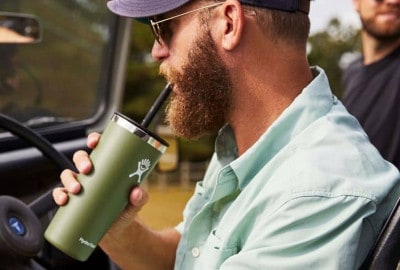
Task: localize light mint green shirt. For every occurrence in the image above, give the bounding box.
[174,67,400,270]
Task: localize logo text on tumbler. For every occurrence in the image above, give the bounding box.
[79,237,96,249]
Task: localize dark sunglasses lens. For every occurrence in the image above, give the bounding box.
[150,18,173,45]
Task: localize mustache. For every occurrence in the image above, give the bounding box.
[159,65,187,94]
[159,64,176,84]
[378,5,400,14]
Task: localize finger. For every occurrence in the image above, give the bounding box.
[87,132,101,149]
[72,150,92,173]
[129,187,149,209]
[60,169,81,194]
[53,187,69,205]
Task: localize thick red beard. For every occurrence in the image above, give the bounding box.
[162,30,232,140]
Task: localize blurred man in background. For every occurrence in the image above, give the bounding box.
[343,0,400,170]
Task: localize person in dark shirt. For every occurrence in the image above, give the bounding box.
[343,0,400,170]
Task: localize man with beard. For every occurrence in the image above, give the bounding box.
[343,0,400,170]
[54,0,400,269]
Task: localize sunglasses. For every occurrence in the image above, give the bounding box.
[149,2,223,44]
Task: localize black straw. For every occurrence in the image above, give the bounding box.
[141,83,172,128]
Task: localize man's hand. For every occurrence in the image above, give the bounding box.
[52,132,149,213]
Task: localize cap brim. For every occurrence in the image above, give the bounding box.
[107,0,192,18]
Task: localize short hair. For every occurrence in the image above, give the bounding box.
[199,0,310,46]
[244,5,310,46]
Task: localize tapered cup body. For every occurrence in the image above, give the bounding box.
[45,112,167,261]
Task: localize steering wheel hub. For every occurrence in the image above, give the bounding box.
[0,196,44,262]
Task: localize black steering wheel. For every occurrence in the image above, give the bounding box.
[0,112,76,269]
[0,113,121,270]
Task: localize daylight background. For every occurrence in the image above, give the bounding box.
[310,0,360,34]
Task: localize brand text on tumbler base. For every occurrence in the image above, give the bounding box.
[79,237,96,249]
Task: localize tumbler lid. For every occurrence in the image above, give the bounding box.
[112,112,168,153]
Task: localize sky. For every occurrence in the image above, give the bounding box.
[309,0,361,34]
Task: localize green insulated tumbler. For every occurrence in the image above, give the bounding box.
[44,112,168,261]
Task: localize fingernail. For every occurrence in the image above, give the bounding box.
[78,160,91,172]
[136,189,143,201]
[57,193,67,205]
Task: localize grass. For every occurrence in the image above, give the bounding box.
[138,183,195,230]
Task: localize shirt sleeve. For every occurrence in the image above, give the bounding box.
[175,221,184,235]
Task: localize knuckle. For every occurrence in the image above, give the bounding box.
[60,169,73,180]
[72,150,88,162]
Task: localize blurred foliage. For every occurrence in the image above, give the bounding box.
[122,20,163,123]
[122,17,362,162]
[307,18,361,98]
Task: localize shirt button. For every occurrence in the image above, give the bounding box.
[191,247,200,257]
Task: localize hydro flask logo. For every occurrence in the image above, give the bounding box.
[129,159,151,184]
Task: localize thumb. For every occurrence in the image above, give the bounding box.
[130,187,148,208]
[118,187,149,223]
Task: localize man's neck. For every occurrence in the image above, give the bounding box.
[361,32,400,65]
[228,56,313,156]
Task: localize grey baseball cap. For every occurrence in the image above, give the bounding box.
[107,0,310,19]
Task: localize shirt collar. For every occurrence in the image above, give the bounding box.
[214,66,335,189]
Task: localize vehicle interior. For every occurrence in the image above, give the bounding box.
[0,1,399,270]
[0,0,131,268]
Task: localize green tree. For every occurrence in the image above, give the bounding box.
[122,20,166,123]
[308,18,361,98]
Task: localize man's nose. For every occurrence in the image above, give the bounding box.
[151,41,170,62]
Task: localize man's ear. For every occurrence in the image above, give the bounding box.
[217,0,245,51]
